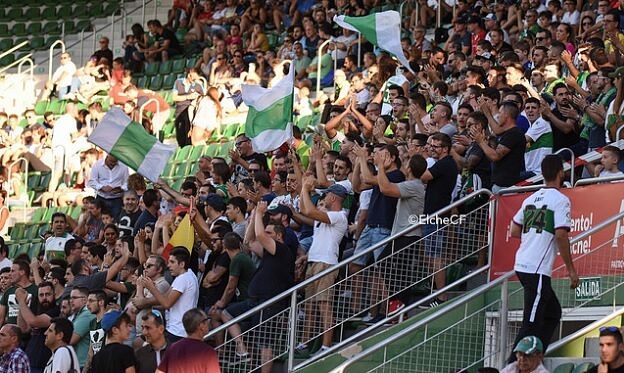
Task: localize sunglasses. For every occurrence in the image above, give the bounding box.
[600,326,621,333]
[150,308,164,322]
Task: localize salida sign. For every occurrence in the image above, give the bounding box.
[490,183,624,280]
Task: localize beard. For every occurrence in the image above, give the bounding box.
[38,301,53,313]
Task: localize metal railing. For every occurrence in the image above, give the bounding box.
[555,147,575,184]
[328,209,624,372]
[48,41,66,81]
[205,189,493,372]
[315,40,338,98]
[6,158,29,206]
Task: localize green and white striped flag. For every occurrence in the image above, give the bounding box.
[334,11,413,73]
[242,62,294,153]
[88,108,175,182]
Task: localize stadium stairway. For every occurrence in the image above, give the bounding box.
[297,198,624,373]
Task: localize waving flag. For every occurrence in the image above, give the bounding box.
[334,11,413,73]
[88,108,175,182]
[242,62,294,153]
[161,214,194,260]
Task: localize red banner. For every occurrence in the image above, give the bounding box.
[490,183,624,280]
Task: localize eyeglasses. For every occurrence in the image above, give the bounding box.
[235,139,249,146]
[234,54,242,58]
[582,22,592,26]
[144,263,155,269]
[216,57,225,61]
[249,168,259,173]
[535,37,545,41]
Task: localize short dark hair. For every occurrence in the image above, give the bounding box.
[51,317,74,344]
[13,260,30,277]
[170,247,191,269]
[383,144,402,169]
[468,112,489,130]
[89,290,107,303]
[388,85,404,96]
[51,212,67,224]
[408,155,427,178]
[182,308,207,334]
[223,232,242,250]
[88,245,106,261]
[181,181,198,195]
[227,196,247,215]
[600,326,624,344]
[50,267,66,286]
[142,189,160,208]
[430,133,452,151]
[253,171,271,189]
[552,82,568,96]
[71,286,89,297]
[107,313,131,337]
[541,154,564,182]
[602,145,622,163]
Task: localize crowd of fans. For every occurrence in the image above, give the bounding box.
[1,0,624,371]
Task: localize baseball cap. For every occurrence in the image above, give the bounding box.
[324,183,348,199]
[101,310,126,332]
[476,52,495,62]
[201,193,226,212]
[609,66,624,79]
[468,15,482,24]
[483,13,497,22]
[267,204,292,218]
[513,336,544,355]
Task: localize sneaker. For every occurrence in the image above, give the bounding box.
[227,351,250,366]
[364,315,388,325]
[311,345,331,357]
[387,299,405,317]
[418,298,444,309]
[360,313,374,322]
[350,311,371,321]
[294,343,310,358]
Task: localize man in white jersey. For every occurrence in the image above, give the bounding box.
[508,154,579,363]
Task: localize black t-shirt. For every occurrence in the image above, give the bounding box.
[465,142,492,189]
[134,210,157,232]
[90,342,137,373]
[366,169,405,229]
[199,251,230,308]
[587,362,624,373]
[93,49,113,65]
[25,305,60,369]
[233,152,269,182]
[248,241,294,301]
[424,155,459,215]
[116,209,142,237]
[491,127,526,187]
[135,343,168,373]
[550,108,580,151]
[157,28,182,54]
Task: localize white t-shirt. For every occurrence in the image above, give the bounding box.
[166,269,199,337]
[52,62,77,88]
[562,10,580,25]
[524,116,553,174]
[44,345,80,373]
[51,114,76,149]
[600,169,624,177]
[308,211,348,265]
[45,234,73,261]
[513,188,571,276]
[381,74,409,115]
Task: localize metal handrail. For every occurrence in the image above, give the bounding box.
[315,39,337,98]
[0,41,28,61]
[555,147,575,184]
[297,264,491,369]
[0,53,33,75]
[329,209,624,372]
[546,307,624,355]
[139,98,160,123]
[41,0,157,68]
[17,58,34,80]
[498,184,545,195]
[574,174,624,186]
[204,188,493,339]
[48,41,66,81]
[6,157,29,202]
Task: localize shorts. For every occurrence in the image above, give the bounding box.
[423,223,446,258]
[304,262,338,302]
[352,226,391,266]
[299,236,313,252]
[225,298,288,349]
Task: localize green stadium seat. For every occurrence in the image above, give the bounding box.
[57,6,72,20]
[144,62,160,76]
[218,142,233,157]
[30,37,45,51]
[161,90,174,106]
[3,9,23,23]
[44,37,59,49]
[43,22,61,35]
[75,20,92,32]
[185,57,197,69]
[12,23,27,37]
[7,242,19,259]
[27,172,41,190]
[60,20,74,34]
[148,75,163,91]
[221,123,239,140]
[162,74,177,90]
[0,25,9,37]
[571,363,594,373]
[9,223,26,241]
[69,205,82,220]
[28,241,43,259]
[137,76,148,89]
[103,2,120,15]
[73,4,89,19]
[27,23,43,35]
[161,162,175,178]
[175,29,187,44]
[0,53,15,67]
[189,145,205,161]
[162,121,176,139]
[14,38,29,48]
[174,145,191,161]
[41,7,57,20]
[21,8,42,21]
[173,161,188,177]
[0,38,12,51]
[552,363,574,373]
[34,100,48,116]
[31,207,46,224]
[159,60,172,75]
[34,172,52,192]
[24,223,40,240]
[48,99,66,115]
[89,3,104,17]
[171,58,185,74]
[205,143,219,157]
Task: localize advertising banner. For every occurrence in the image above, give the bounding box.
[490,183,624,280]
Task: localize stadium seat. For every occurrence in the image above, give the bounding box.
[162,74,177,90]
[149,75,163,91]
[73,4,89,19]
[159,60,173,75]
[0,24,8,37]
[3,9,23,23]
[571,363,594,373]
[171,58,185,74]
[34,172,52,193]
[31,37,45,51]
[0,53,15,67]
[21,7,42,22]
[57,6,72,20]
[103,2,120,15]
[9,223,26,241]
[137,76,148,89]
[185,57,197,69]
[161,162,175,178]
[89,3,104,18]
[174,145,192,161]
[28,22,43,35]
[144,62,160,76]
[75,20,92,32]
[171,177,184,191]
[48,99,66,115]
[0,38,12,51]
[189,145,205,161]
[31,207,46,224]
[27,172,41,191]
[12,23,27,37]
[41,7,57,20]
[205,143,219,157]
[43,22,61,35]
